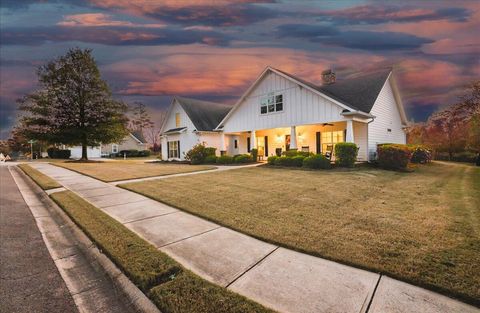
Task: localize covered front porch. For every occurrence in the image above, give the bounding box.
[221,120,367,161]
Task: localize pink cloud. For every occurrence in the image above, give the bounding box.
[58,13,165,28]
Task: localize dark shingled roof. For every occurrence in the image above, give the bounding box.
[130,130,147,143]
[274,68,392,113]
[175,96,233,131]
[164,127,186,134]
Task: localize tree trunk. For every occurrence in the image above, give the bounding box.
[81,142,88,161]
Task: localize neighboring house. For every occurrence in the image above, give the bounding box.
[160,96,232,160]
[67,131,148,158]
[101,131,147,156]
[160,66,407,161]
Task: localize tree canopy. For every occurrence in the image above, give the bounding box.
[17,48,128,159]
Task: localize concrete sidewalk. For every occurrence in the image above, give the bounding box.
[28,162,480,313]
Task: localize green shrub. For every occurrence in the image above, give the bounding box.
[120,149,140,157]
[185,144,216,164]
[303,154,331,169]
[216,155,234,164]
[137,150,151,157]
[234,154,252,163]
[267,155,278,165]
[47,147,71,159]
[335,142,358,167]
[410,146,432,164]
[274,156,295,167]
[283,149,298,157]
[434,151,477,163]
[250,148,258,162]
[204,155,217,164]
[377,144,411,170]
[204,147,216,156]
[291,155,306,167]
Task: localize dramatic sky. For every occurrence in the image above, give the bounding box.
[1,0,479,139]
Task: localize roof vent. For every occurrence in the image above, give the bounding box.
[321,69,336,85]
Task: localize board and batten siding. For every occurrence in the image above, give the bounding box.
[222,71,348,133]
[368,78,406,160]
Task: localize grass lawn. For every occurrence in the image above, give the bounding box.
[54,161,215,182]
[18,164,62,190]
[50,191,275,313]
[121,162,480,304]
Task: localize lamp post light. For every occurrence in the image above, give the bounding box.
[27,139,37,160]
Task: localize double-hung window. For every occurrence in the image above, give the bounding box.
[260,93,283,115]
[168,141,179,158]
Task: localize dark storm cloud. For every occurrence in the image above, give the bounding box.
[316,5,471,25]
[144,3,279,27]
[276,24,433,51]
[318,31,434,51]
[0,26,231,46]
[0,0,87,10]
[276,24,339,38]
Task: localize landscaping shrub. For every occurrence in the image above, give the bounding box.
[335,142,358,167]
[185,144,216,164]
[303,154,331,169]
[47,147,71,159]
[410,146,432,164]
[138,150,151,157]
[291,155,306,167]
[377,144,411,170]
[283,149,298,157]
[204,155,218,164]
[216,155,234,164]
[204,147,216,156]
[234,154,252,163]
[250,148,258,162]
[274,156,295,167]
[434,151,477,163]
[267,155,278,165]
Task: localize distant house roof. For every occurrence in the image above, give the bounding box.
[130,130,147,144]
[175,96,232,131]
[163,127,186,134]
[274,68,392,113]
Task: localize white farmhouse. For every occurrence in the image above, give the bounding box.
[160,66,407,161]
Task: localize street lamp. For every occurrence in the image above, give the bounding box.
[28,139,37,160]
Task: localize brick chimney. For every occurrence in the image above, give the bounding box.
[321,69,336,85]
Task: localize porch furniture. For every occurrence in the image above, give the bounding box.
[275,148,282,157]
[325,145,333,160]
[301,146,309,153]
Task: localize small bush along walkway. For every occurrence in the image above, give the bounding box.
[121,162,480,305]
[51,191,275,313]
[18,164,62,190]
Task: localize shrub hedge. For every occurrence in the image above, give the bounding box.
[216,155,234,164]
[250,148,258,162]
[377,144,411,170]
[234,154,252,163]
[303,154,331,169]
[335,142,358,167]
[185,144,216,164]
[47,147,71,159]
[434,151,477,163]
[204,155,218,164]
[267,155,278,165]
[118,149,151,157]
[291,155,306,167]
[410,146,432,164]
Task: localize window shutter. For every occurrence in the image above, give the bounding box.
[264,136,268,156]
[316,132,321,154]
[177,140,180,158]
[167,141,170,158]
[247,137,251,152]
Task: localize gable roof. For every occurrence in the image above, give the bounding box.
[174,96,232,131]
[130,130,147,144]
[274,68,392,113]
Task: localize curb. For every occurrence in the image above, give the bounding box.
[13,166,161,313]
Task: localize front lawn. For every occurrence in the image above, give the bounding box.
[54,161,215,182]
[121,162,480,304]
[50,191,275,313]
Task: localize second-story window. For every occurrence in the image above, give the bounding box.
[175,113,180,127]
[260,93,283,115]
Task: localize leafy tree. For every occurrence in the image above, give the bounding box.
[18,48,128,160]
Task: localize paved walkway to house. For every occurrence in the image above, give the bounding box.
[2,165,136,313]
[26,162,480,313]
[110,162,262,185]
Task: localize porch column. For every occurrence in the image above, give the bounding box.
[250,130,257,150]
[161,136,168,160]
[290,126,297,149]
[346,120,354,143]
[220,132,226,155]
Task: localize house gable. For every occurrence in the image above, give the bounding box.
[220,68,350,133]
[160,99,196,134]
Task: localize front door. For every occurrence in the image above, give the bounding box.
[285,135,290,151]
